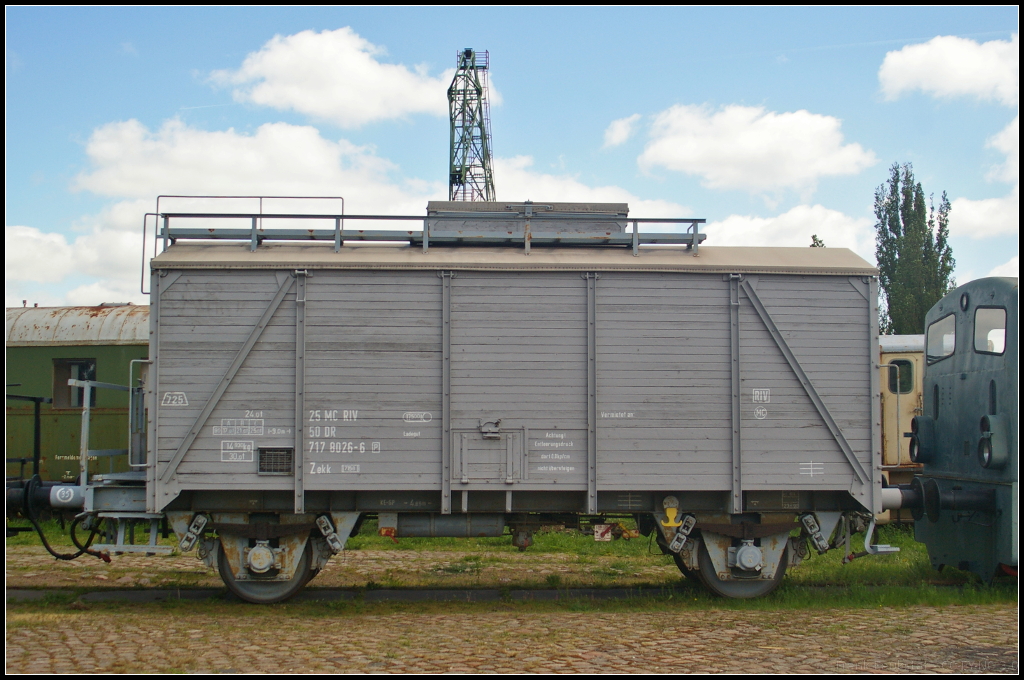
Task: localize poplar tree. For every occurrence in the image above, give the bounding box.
[874,162,956,334]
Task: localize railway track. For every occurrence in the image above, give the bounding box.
[10,584,696,603]
[8,580,995,605]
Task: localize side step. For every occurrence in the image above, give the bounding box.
[89,512,173,555]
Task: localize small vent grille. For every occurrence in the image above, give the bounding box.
[259,448,293,474]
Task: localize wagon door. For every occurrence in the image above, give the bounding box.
[447,272,589,506]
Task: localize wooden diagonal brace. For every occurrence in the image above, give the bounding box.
[740,280,870,484]
[160,274,295,483]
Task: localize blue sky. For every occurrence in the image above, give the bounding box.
[5,7,1018,306]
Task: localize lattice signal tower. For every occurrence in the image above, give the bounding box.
[448,48,495,201]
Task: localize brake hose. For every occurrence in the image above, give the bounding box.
[22,476,106,562]
[26,513,104,561]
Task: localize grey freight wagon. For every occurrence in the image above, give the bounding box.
[134,199,890,602]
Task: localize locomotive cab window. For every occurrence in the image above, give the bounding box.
[887,359,914,394]
[52,359,97,408]
[973,307,1006,355]
[926,314,956,364]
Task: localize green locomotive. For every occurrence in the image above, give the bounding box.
[906,277,1018,581]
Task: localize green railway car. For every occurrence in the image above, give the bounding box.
[5,305,148,483]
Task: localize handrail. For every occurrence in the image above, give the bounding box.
[128,360,152,469]
[68,379,130,488]
[5,393,53,480]
[152,210,706,254]
[144,196,345,291]
[140,196,707,288]
[141,213,156,295]
[158,211,703,223]
[879,362,907,466]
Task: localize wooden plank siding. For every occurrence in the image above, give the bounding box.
[153,258,876,510]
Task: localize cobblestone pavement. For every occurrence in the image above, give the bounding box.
[5,546,1019,673]
[5,603,1018,673]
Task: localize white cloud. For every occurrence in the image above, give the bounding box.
[988,255,1019,278]
[15,121,695,305]
[65,280,144,306]
[879,37,1017,249]
[6,117,448,305]
[986,117,1018,184]
[638,104,876,194]
[949,186,1020,239]
[6,202,149,301]
[946,118,1018,242]
[494,155,689,218]
[73,118,440,215]
[948,116,1020,240]
[603,114,641,148]
[5,221,146,307]
[4,284,67,309]
[879,34,1019,106]
[705,205,875,260]
[6,226,77,283]
[209,27,456,128]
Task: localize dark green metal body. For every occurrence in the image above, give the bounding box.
[913,277,1018,581]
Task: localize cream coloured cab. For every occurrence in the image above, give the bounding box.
[878,335,924,520]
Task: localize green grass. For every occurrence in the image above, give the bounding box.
[345,520,986,582]
[6,518,177,548]
[6,519,79,547]
[787,523,974,587]
[344,520,1013,608]
[436,562,481,575]
[345,518,656,556]
[9,517,1016,609]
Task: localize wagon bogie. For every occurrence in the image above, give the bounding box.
[217,534,314,604]
[695,535,790,598]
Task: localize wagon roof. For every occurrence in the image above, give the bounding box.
[5,305,149,347]
[151,243,877,276]
[879,334,924,352]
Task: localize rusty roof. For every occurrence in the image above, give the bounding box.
[5,305,149,347]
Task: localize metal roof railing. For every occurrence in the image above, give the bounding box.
[140,195,706,293]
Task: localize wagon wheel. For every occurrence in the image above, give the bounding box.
[656,533,699,582]
[695,539,787,599]
[218,540,313,604]
[670,553,700,582]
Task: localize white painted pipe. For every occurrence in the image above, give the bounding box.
[881,487,904,510]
